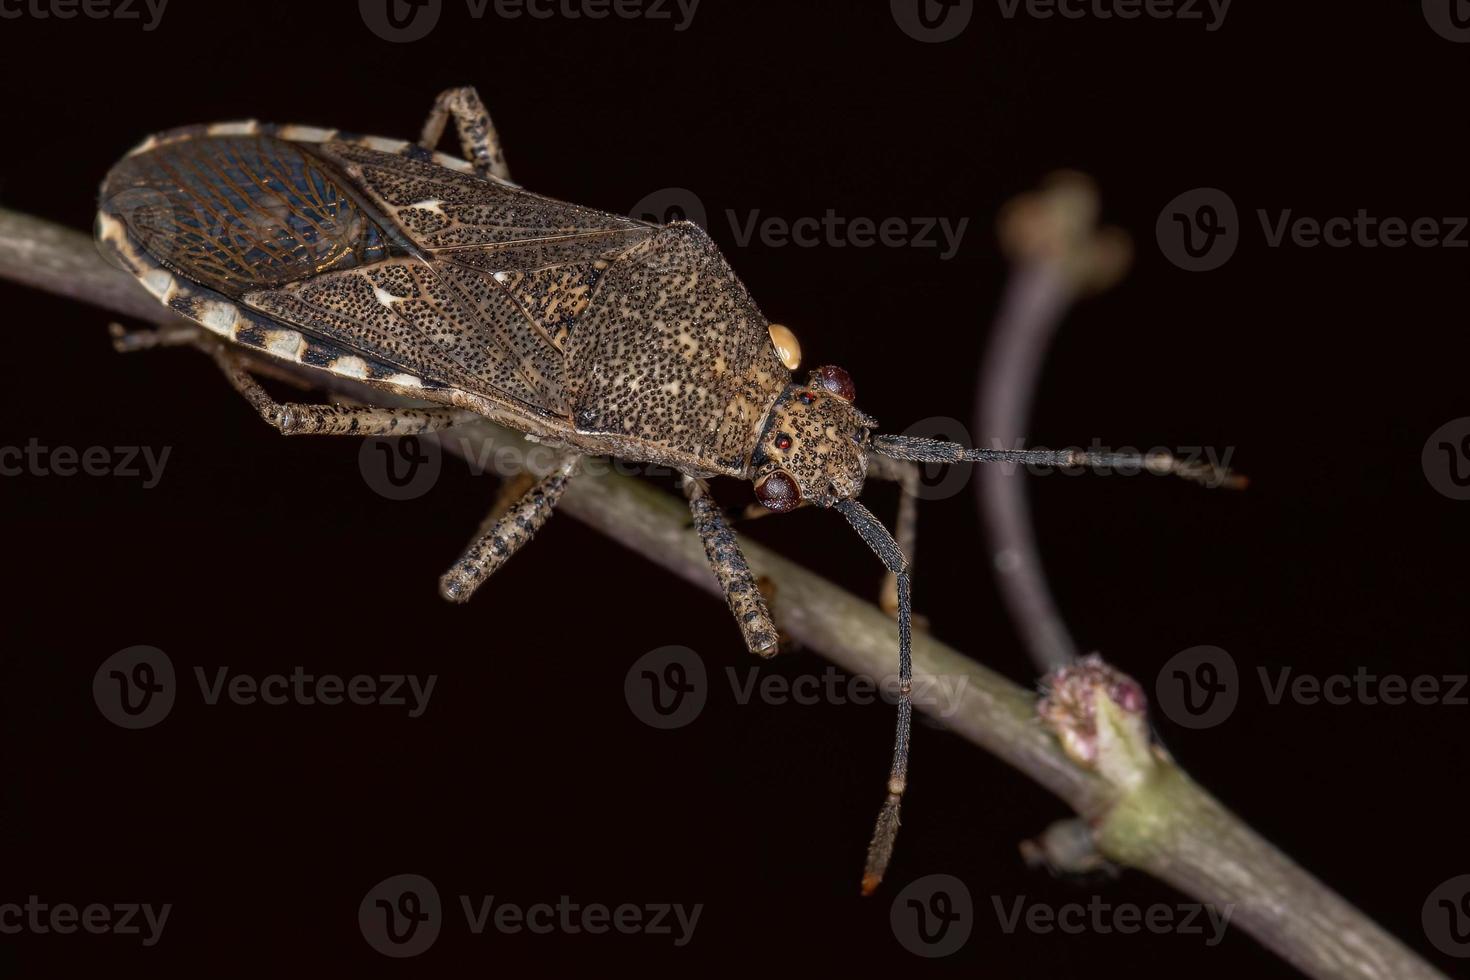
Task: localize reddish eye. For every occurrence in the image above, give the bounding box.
[755,470,802,513]
[775,433,793,451]
[811,365,856,402]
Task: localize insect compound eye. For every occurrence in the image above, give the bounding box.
[810,365,856,402]
[768,323,802,371]
[755,470,802,513]
[774,433,794,451]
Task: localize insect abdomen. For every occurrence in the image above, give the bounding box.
[100,135,398,300]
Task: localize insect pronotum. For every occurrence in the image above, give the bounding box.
[96,87,1236,893]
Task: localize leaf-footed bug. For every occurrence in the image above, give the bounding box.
[95,86,1240,893]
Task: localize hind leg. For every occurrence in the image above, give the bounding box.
[207,345,466,437]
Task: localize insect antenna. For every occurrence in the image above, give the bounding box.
[833,498,912,896]
[871,434,1247,489]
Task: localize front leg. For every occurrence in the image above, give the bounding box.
[419,86,511,181]
[682,476,780,658]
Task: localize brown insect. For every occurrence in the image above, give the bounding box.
[96,86,1233,893]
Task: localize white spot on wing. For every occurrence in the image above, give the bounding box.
[362,136,407,154]
[264,329,307,362]
[278,125,335,143]
[95,211,124,244]
[410,199,446,215]
[330,356,370,379]
[199,301,240,335]
[387,373,425,389]
[372,286,401,307]
[141,268,176,301]
[207,121,259,137]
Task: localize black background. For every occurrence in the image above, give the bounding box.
[1,0,1467,975]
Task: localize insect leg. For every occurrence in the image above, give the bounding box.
[440,456,582,602]
[682,476,781,658]
[864,454,920,618]
[419,86,511,181]
[208,346,467,437]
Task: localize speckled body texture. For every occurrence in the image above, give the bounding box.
[98,124,797,481]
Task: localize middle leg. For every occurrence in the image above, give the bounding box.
[440,457,582,602]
